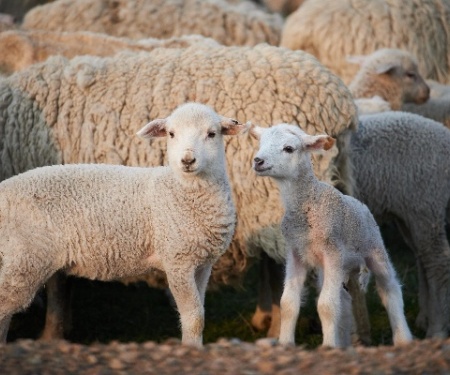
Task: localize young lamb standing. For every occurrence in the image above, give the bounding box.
[250,123,412,348]
[0,102,246,346]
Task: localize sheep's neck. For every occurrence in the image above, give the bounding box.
[276,165,319,214]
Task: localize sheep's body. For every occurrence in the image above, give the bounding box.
[354,96,391,115]
[22,0,283,46]
[348,49,429,110]
[251,124,412,348]
[403,99,450,129]
[0,102,242,345]
[262,0,305,16]
[350,112,450,338]
[0,44,357,339]
[0,30,220,75]
[281,0,450,85]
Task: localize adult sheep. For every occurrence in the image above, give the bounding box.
[350,112,450,339]
[0,44,357,340]
[280,0,450,85]
[0,102,247,346]
[22,0,283,46]
[0,30,220,75]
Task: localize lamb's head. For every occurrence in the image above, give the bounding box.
[250,123,335,180]
[137,102,247,180]
[348,49,430,109]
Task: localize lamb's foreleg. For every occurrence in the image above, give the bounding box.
[279,247,307,345]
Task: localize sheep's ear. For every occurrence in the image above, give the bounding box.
[375,63,397,75]
[304,135,335,152]
[346,55,367,66]
[136,118,167,138]
[248,124,265,140]
[220,117,248,135]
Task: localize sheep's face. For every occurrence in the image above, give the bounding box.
[137,102,247,180]
[250,124,335,180]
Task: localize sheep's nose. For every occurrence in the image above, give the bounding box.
[182,156,196,166]
[254,157,264,166]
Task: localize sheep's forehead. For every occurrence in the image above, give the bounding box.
[168,103,220,131]
[370,49,418,70]
[262,125,303,147]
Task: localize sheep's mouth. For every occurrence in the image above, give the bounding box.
[182,166,198,174]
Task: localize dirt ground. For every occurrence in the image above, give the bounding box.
[1,337,450,375]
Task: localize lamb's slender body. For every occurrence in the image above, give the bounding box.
[250,124,412,347]
[0,103,245,345]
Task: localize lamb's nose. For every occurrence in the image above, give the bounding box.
[254,157,264,166]
[182,157,196,166]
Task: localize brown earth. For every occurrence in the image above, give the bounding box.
[1,337,450,374]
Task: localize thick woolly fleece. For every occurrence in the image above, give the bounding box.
[22,0,283,46]
[0,30,220,75]
[0,44,357,287]
[281,0,450,85]
[403,99,450,129]
[350,112,450,338]
[348,49,430,110]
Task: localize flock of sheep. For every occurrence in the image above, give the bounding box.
[0,0,449,349]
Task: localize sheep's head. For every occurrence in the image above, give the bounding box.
[137,102,247,180]
[348,49,430,109]
[250,123,335,180]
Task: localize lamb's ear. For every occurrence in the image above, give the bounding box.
[248,124,265,140]
[220,117,248,135]
[304,135,335,152]
[136,118,167,138]
[346,55,367,66]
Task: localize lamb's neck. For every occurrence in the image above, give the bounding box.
[276,168,319,213]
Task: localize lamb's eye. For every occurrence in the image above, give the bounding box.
[169,132,175,139]
[283,146,294,153]
[207,132,216,139]
[406,72,416,79]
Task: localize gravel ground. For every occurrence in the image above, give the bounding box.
[2,337,450,374]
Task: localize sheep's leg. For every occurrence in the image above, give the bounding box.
[279,247,307,345]
[338,285,353,348]
[251,252,273,332]
[166,268,204,347]
[366,248,412,345]
[398,218,450,338]
[195,264,212,306]
[0,315,12,343]
[267,257,284,338]
[347,275,371,345]
[40,272,72,340]
[317,255,345,348]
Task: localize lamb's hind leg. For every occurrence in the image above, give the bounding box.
[366,248,413,345]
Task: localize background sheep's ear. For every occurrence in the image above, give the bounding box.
[136,119,167,138]
[248,124,265,140]
[375,63,397,75]
[304,135,335,152]
[346,55,367,66]
[220,117,247,136]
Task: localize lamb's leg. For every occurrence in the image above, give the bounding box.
[366,248,412,345]
[317,255,345,348]
[339,285,353,348]
[279,247,307,345]
[166,268,204,347]
[347,275,371,345]
[267,256,284,338]
[0,315,12,343]
[195,265,212,306]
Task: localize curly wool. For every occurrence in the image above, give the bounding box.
[22,0,283,46]
[281,0,450,84]
[0,30,220,75]
[0,44,357,287]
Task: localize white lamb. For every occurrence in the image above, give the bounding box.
[249,123,412,348]
[0,102,246,346]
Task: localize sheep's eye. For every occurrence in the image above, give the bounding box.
[169,132,175,139]
[207,132,216,139]
[283,146,294,153]
[406,72,416,79]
